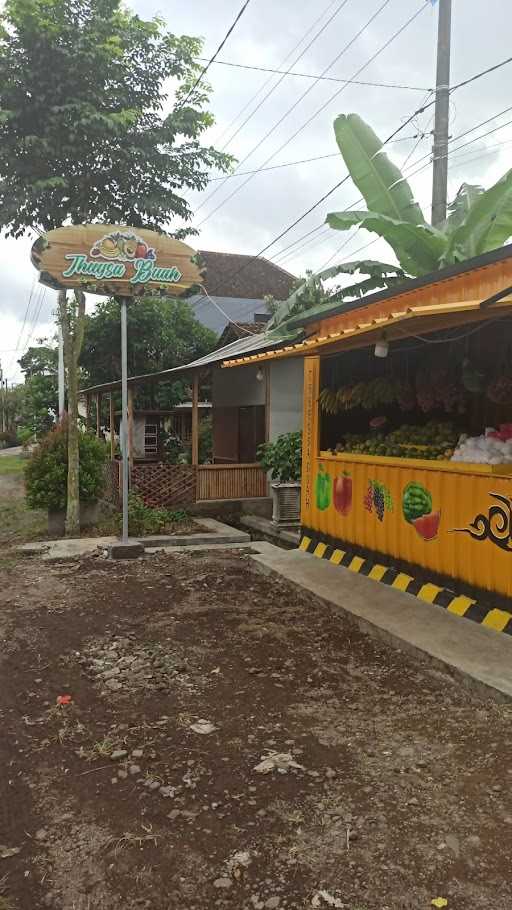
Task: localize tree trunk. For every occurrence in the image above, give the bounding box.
[58,289,87,537]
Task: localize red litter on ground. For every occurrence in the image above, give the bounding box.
[56,695,72,706]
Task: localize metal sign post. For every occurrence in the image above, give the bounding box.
[120,297,129,542]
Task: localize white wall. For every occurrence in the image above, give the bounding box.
[269,358,304,441]
[212,364,265,407]
[133,415,146,458]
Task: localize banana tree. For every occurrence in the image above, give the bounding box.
[326,113,512,277]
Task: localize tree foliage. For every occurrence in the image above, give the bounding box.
[80,297,217,406]
[0,0,232,236]
[18,341,59,438]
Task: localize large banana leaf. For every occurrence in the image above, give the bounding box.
[444,168,512,261]
[327,210,448,276]
[334,114,426,226]
[443,183,483,236]
[318,258,406,282]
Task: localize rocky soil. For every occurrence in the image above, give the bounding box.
[0,546,510,910]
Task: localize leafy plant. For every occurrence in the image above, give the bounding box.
[258,431,302,483]
[120,493,188,536]
[25,422,107,511]
[325,113,512,278]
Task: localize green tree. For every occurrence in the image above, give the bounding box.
[325,114,512,278]
[18,341,59,438]
[0,0,231,534]
[80,297,216,407]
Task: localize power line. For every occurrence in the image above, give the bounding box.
[273,103,512,267]
[207,137,421,182]
[198,57,431,92]
[212,0,353,152]
[177,0,253,110]
[196,0,357,213]
[197,0,427,228]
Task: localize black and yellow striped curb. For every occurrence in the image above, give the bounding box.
[299,532,512,636]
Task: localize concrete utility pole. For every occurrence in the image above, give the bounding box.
[431,0,452,226]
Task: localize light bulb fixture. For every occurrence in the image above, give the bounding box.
[256,367,264,381]
[374,335,389,358]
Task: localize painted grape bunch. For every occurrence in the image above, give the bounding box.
[364,480,393,522]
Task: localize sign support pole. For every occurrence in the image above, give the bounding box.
[120,296,129,542]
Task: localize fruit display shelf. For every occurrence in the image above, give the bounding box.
[319,451,512,476]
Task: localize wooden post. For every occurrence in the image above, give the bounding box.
[109,394,115,460]
[95,392,102,438]
[128,387,134,475]
[264,364,271,441]
[191,372,199,466]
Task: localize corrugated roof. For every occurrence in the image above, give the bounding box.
[285,243,512,331]
[222,297,512,367]
[79,328,300,395]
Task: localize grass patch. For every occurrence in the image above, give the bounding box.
[0,455,24,475]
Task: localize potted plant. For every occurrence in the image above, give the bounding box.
[25,420,107,535]
[258,431,302,525]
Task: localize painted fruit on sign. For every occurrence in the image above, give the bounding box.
[333,473,352,516]
[403,482,440,541]
[315,466,332,511]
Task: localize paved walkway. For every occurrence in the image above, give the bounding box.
[0,446,23,456]
[249,542,512,702]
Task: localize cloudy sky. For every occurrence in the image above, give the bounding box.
[1,0,511,382]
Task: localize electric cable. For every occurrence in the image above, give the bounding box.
[197,0,427,226]
[177,0,253,110]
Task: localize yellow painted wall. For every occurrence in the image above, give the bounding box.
[301,356,512,599]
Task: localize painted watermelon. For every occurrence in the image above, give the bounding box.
[412,510,441,541]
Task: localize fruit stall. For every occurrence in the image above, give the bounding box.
[222,245,512,604]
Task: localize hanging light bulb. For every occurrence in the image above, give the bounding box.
[256,367,264,381]
[374,334,389,358]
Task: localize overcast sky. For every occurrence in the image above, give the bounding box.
[1,0,511,382]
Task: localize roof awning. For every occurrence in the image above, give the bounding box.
[221,297,512,367]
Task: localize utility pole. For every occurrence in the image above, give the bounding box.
[431,0,452,226]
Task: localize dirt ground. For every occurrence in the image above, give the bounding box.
[0,535,511,910]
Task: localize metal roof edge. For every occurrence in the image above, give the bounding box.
[285,243,512,330]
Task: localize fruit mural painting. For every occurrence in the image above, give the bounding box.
[315,465,332,511]
[333,472,352,516]
[402,482,441,541]
[363,480,393,522]
[90,230,156,262]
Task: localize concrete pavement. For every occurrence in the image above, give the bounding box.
[250,542,512,703]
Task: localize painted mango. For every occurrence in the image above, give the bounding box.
[334,473,352,516]
[315,467,332,511]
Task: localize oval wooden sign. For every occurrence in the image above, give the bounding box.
[31,224,204,297]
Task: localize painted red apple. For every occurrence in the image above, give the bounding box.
[333,473,352,516]
[412,510,441,541]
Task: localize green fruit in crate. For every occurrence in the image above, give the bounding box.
[402,482,432,524]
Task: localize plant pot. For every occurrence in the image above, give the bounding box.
[271,482,301,525]
[48,501,100,536]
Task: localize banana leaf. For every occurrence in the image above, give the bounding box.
[443,183,483,235]
[334,114,426,226]
[327,210,448,276]
[318,258,407,282]
[444,168,512,261]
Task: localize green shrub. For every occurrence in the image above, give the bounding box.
[120,493,188,536]
[25,422,107,511]
[257,431,302,483]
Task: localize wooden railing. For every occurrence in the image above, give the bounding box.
[197,463,268,501]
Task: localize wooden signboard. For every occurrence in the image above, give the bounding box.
[31,224,204,297]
